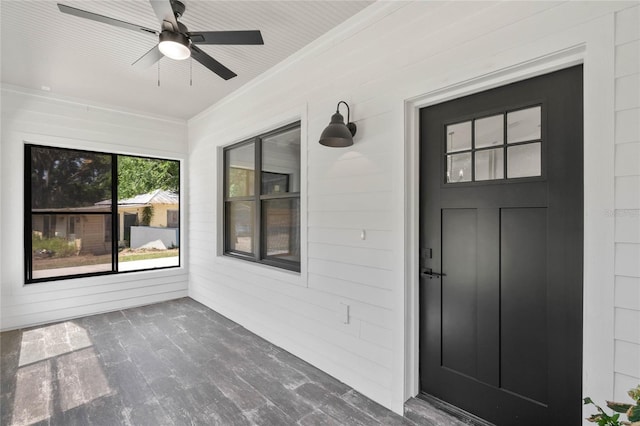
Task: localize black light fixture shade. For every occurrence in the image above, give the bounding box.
[319,101,357,147]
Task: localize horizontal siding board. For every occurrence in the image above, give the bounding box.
[614,339,640,378]
[310,173,395,196]
[308,210,394,230]
[615,142,640,176]
[615,40,640,77]
[616,176,640,209]
[307,152,394,180]
[360,321,393,349]
[615,243,640,277]
[615,5,640,45]
[4,273,188,306]
[2,108,184,142]
[1,91,185,130]
[615,108,640,144]
[308,258,394,292]
[1,291,188,331]
[616,210,640,243]
[308,227,393,250]
[307,272,393,309]
[614,372,640,401]
[615,276,640,310]
[615,307,640,344]
[2,281,188,318]
[7,120,181,154]
[308,242,394,270]
[308,192,393,213]
[615,73,640,111]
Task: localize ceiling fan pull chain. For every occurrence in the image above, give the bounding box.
[157,61,161,87]
[190,56,193,87]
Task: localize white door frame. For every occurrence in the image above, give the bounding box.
[402,14,616,417]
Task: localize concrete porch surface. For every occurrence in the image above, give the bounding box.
[0,298,472,425]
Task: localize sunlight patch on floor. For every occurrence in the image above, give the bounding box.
[19,321,92,367]
[56,347,114,412]
[12,361,53,425]
[11,322,114,425]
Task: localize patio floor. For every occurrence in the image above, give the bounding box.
[1,298,474,425]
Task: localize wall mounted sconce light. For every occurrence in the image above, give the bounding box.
[319,101,357,147]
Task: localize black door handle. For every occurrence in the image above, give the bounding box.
[421,268,446,279]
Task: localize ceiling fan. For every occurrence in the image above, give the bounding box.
[57,0,264,80]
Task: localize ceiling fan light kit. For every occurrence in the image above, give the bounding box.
[158,30,191,60]
[57,0,264,80]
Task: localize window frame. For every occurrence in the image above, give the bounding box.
[24,144,181,284]
[223,122,301,273]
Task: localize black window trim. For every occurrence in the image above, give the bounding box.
[223,121,301,273]
[24,143,182,284]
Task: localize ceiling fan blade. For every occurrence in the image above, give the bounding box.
[132,44,163,68]
[57,4,158,35]
[189,30,264,45]
[149,0,179,32]
[191,45,237,80]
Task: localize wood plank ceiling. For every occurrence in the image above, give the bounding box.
[1,1,374,119]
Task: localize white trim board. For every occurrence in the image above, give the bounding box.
[402,14,616,420]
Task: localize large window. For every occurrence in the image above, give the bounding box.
[25,145,180,283]
[224,122,301,272]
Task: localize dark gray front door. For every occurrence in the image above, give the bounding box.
[419,66,583,425]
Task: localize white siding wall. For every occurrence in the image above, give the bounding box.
[189,1,638,415]
[0,87,189,330]
[613,5,640,401]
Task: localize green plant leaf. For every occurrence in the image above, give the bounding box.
[628,405,640,422]
[608,402,633,413]
[585,397,594,404]
[628,386,640,403]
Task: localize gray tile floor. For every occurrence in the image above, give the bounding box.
[1,298,468,425]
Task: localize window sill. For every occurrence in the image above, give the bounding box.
[21,265,187,292]
[216,254,305,287]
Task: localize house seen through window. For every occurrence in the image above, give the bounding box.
[224,122,301,272]
[26,145,180,283]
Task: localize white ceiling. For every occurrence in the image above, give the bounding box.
[1,1,374,120]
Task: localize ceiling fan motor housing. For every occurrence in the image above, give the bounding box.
[171,0,186,18]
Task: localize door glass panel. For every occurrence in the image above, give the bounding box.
[227,201,255,254]
[507,143,541,178]
[508,106,541,144]
[475,114,504,148]
[446,122,472,153]
[446,152,472,183]
[475,148,504,181]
